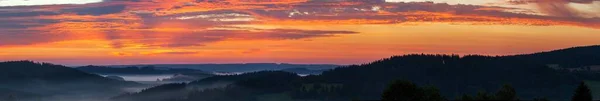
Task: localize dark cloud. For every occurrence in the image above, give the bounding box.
[0,0,599,48]
[0,19,59,28]
[2,0,599,30]
[0,11,59,17]
[61,5,127,15]
[238,1,599,28]
[507,0,600,4]
[0,4,126,18]
[507,0,600,17]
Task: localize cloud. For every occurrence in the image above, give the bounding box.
[507,0,600,17]
[0,0,103,7]
[245,1,600,27]
[0,0,599,48]
[101,28,358,48]
[140,51,200,55]
[0,31,65,46]
[507,0,600,4]
[0,19,59,28]
[61,4,127,15]
[2,0,599,30]
[0,10,60,17]
[0,24,357,48]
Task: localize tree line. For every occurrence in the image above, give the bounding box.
[382,80,593,101]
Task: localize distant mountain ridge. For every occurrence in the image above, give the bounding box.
[76,65,209,75]
[105,63,339,73]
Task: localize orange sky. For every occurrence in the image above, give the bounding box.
[0,0,599,65]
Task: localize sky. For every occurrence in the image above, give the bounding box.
[0,0,599,65]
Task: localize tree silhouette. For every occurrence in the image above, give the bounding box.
[419,86,445,101]
[572,81,592,101]
[533,97,550,101]
[381,80,444,101]
[382,80,420,101]
[495,84,517,100]
[457,94,473,101]
[474,90,494,100]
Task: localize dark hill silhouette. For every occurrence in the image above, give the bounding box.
[112,83,189,101]
[189,71,300,86]
[509,45,600,68]
[0,61,140,101]
[110,45,600,101]
[112,71,299,101]
[280,68,328,75]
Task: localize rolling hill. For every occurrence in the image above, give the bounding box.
[114,45,600,101]
[0,61,141,101]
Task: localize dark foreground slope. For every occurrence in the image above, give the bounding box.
[115,45,600,101]
[0,61,140,101]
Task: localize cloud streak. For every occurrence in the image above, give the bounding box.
[0,0,103,7]
[0,26,357,48]
[0,0,599,48]
[101,28,358,48]
[507,0,600,17]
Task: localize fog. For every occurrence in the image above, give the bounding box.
[101,75,173,82]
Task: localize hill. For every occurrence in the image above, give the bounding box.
[111,45,600,101]
[0,61,140,101]
[510,45,600,68]
[280,68,329,75]
[112,71,299,101]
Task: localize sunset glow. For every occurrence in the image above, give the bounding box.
[1,0,599,65]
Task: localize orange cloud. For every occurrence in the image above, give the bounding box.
[1,0,599,48]
[112,52,134,56]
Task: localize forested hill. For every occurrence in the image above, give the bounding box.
[509,45,600,68]
[0,61,140,101]
[114,45,600,101]
[112,71,300,101]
